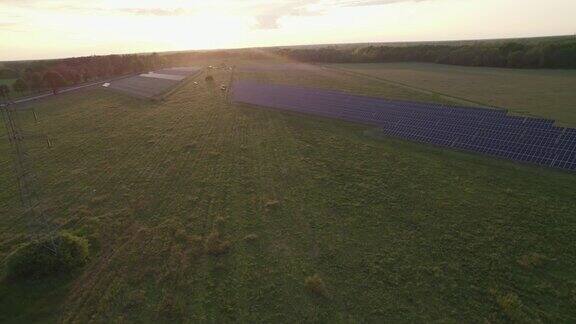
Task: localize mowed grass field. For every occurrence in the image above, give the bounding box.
[0,78,38,100]
[1,63,576,322]
[328,63,576,126]
[0,79,15,87]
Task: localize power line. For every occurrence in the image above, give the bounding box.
[1,94,59,254]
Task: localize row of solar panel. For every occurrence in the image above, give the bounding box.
[379,119,576,155]
[234,100,576,162]
[239,90,555,128]
[238,81,507,114]
[236,90,556,131]
[239,90,505,119]
[239,93,560,135]
[237,99,563,142]
[236,88,568,138]
[379,126,576,170]
[232,81,576,171]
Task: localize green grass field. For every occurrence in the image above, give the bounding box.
[0,79,15,87]
[328,63,576,126]
[1,64,575,322]
[0,78,37,100]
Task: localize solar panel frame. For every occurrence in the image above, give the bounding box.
[232,81,575,172]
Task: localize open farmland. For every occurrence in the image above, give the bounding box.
[1,62,576,322]
[0,78,38,100]
[231,81,575,171]
[105,67,202,99]
[328,63,576,126]
[0,79,15,86]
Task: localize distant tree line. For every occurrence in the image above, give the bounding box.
[0,53,168,97]
[274,39,576,69]
[0,48,277,98]
[1,38,573,100]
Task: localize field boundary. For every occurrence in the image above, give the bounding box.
[152,69,204,101]
[323,64,504,109]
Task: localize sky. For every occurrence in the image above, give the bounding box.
[1,0,575,61]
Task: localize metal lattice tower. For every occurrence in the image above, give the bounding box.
[1,97,58,253]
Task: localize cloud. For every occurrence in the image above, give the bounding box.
[252,0,322,29]
[0,1,191,17]
[0,22,17,28]
[252,0,433,29]
[119,7,188,16]
[1,0,436,31]
[331,0,430,6]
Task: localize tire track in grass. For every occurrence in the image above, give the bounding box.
[224,68,330,319]
[30,94,148,225]
[104,93,208,221]
[61,220,141,322]
[52,100,155,231]
[144,69,245,320]
[66,85,228,317]
[211,69,292,318]
[236,67,371,319]
[201,69,280,320]
[324,65,493,108]
[29,87,206,318]
[10,99,117,231]
[152,75,229,233]
[244,69,321,256]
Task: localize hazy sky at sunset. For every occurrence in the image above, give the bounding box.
[1,0,575,61]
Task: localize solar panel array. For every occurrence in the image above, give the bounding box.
[232,80,576,171]
[106,67,201,98]
[238,63,321,72]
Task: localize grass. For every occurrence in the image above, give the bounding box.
[328,62,576,126]
[304,274,327,297]
[0,61,575,322]
[0,79,15,86]
[0,78,38,100]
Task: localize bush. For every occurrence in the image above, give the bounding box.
[205,75,214,82]
[204,230,230,256]
[12,78,29,94]
[5,233,89,280]
[495,292,533,322]
[244,234,258,242]
[0,68,19,79]
[517,252,547,269]
[304,274,327,297]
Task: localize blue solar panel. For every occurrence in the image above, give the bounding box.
[232,81,575,172]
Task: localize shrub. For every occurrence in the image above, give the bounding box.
[244,234,258,242]
[495,292,533,322]
[205,75,214,82]
[517,252,547,269]
[304,274,327,297]
[12,78,28,94]
[204,230,230,256]
[42,71,67,94]
[5,233,89,280]
[214,216,226,232]
[265,200,280,210]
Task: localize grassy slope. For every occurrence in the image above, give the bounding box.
[329,63,576,126]
[0,65,575,322]
[0,79,15,86]
[0,78,38,100]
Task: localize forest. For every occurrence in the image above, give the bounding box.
[1,37,575,98]
[275,38,576,68]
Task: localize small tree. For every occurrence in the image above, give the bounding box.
[0,84,10,101]
[27,71,43,92]
[42,71,67,94]
[6,232,90,280]
[12,78,28,94]
[0,68,19,79]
